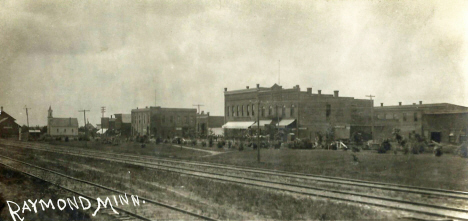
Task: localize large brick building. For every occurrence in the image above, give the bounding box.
[223,84,372,140]
[131,106,197,138]
[373,102,468,143]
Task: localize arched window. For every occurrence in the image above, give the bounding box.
[291,105,295,116]
[269,106,273,116]
[282,105,286,117]
[252,104,255,116]
[241,105,244,116]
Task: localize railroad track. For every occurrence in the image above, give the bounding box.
[0,154,216,221]
[1,140,468,220]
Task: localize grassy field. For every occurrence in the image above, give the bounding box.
[1,149,399,220]
[23,140,468,191]
[0,166,116,221]
[199,148,468,191]
[47,140,210,159]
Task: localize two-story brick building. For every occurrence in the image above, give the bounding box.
[373,102,468,143]
[131,106,197,139]
[223,84,372,140]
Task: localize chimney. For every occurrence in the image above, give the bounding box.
[318,90,322,95]
[201,111,204,115]
[296,85,300,91]
[419,101,422,105]
[307,88,312,94]
[224,88,227,92]
[334,90,339,97]
[256,84,260,88]
[399,102,402,106]
[207,112,210,116]
[246,86,249,89]
[381,103,383,107]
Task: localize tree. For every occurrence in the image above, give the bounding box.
[41,126,47,134]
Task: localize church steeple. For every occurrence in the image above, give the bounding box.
[48,106,53,119]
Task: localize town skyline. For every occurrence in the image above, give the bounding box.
[1,0,467,127]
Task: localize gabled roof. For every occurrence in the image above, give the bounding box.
[49,118,79,127]
[0,110,16,121]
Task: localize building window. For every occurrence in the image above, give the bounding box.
[241,105,244,116]
[393,113,398,119]
[414,113,418,121]
[291,105,295,117]
[282,105,286,117]
[269,106,273,116]
[247,105,250,116]
[72,129,74,133]
[226,107,229,117]
[237,106,239,117]
[326,104,331,118]
[232,106,235,117]
[64,129,66,132]
[177,116,180,124]
[252,104,255,116]
[403,113,407,121]
[262,106,265,117]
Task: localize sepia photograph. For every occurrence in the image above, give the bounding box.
[0,0,467,220]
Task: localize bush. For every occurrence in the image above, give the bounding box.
[217,142,223,148]
[239,142,244,151]
[201,141,207,147]
[209,139,213,147]
[191,140,197,146]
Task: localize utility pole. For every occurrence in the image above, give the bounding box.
[366,95,375,141]
[101,106,106,118]
[257,98,260,162]
[278,60,280,85]
[78,109,90,139]
[192,104,204,114]
[24,106,32,128]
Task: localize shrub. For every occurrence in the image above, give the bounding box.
[239,142,244,151]
[191,140,197,146]
[201,141,207,147]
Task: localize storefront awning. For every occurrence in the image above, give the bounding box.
[278,119,296,128]
[222,121,255,129]
[251,120,273,128]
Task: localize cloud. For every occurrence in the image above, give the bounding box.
[0,0,466,126]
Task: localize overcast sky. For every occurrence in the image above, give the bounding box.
[1,0,467,127]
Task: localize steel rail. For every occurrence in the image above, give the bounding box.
[0,155,217,221]
[4,141,468,200]
[0,148,467,220]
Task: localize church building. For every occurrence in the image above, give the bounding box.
[47,106,79,138]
